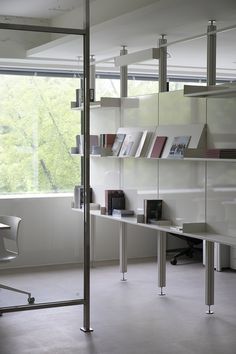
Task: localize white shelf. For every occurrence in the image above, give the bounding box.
[184,84,236,98]
[73,209,236,247]
[71,152,236,162]
[71,97,121,110]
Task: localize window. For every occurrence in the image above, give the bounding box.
[0,74,81,194]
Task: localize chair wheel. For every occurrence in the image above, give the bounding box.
[28,297,35,304]
[170,258,177,265]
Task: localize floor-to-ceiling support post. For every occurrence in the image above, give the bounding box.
[158,35,167,93]
[204,20,216,315]
[205,241,215,314]
[157,231,166,295]
[120,46,128,97]
[81,0,93,333]
[119,223,127,281]
[207,20,217,86]
[119,46,128,281]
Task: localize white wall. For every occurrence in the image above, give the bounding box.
[0,194,157,269]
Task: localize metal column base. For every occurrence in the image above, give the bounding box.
[206,305,214,315]
[159,287,166,296]
[80,327,94,333]
[119,223,127,281]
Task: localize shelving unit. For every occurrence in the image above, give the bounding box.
[71,89,236,272]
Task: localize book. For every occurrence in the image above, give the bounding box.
[167,136,191,159]
[144,199,162,224]
[112,209,134,217]
[150,136,167,158]
[119,131,143,157]
[112,133,126,156]
[135,130,149,157]
[105,190,125,215]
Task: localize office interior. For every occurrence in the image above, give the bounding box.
[1,1,236,353]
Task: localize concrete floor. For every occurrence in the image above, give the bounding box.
[0,259,236,354]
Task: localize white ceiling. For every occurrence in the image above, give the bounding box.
[0,0,235,78]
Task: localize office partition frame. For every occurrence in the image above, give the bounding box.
[0,0,92,332]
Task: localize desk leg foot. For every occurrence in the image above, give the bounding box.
[159,287,166,296]
[206,305,214,315]
[80,327,94,333]
[121,272,127,281]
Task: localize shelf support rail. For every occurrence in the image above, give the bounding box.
[207,20,217,86]
[120,45,128,97]
[205,20,216,314]
[159,35,167,92]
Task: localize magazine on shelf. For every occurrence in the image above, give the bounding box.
[76,134,99,155]
[111,133,126,156]
[150,136,168,158]
[119,131,143,157]
[100,133,117,148]
[167,135,191,159]
[135,130,149,157]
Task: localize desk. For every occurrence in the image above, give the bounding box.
[73,208,236,313]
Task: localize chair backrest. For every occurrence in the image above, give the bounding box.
[0,216,22,254]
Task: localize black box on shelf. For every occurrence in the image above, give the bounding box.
[144,199,162,224]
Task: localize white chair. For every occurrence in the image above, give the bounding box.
[0,216,35,305]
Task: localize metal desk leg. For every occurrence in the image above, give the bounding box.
[205,240,214,314]
[90,214,95,267]
[158,231,166,296]
[119,223,127,281]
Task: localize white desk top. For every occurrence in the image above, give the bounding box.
[73,208,236,247]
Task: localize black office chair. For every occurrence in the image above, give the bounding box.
[169,233,203,265]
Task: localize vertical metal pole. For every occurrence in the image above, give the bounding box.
[205,241,214,314]
[119,46,127,279]
[120,46,128,97]
[207,20,216,86]
[157,231,166,295]
[205,20,216,315]
[119,223,127,281]
[81,0,93,333]
[159,34,167,92]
